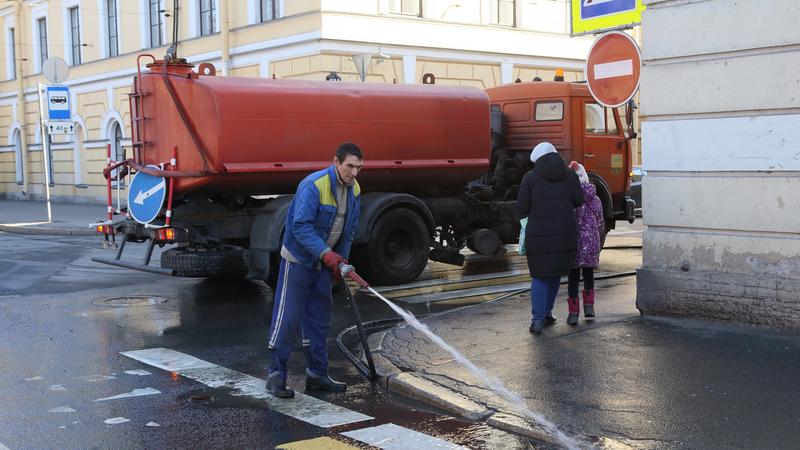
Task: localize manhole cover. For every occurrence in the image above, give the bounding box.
[93,296,169,307]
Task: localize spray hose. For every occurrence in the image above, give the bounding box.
[337,262,376,379]
[338,263,370,289]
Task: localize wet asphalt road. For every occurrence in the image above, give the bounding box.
[0,231,570,449]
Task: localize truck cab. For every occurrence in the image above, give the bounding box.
[485,81,635,234]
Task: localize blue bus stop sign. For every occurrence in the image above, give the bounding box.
[47,86,71,120]
[128,166,167,224]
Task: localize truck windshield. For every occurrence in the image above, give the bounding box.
[585,103,618,135]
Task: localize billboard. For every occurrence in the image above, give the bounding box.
[571,0,645,36]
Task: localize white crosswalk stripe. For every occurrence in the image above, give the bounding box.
[121,348,372,428]
[342,423,468,450]
[122,348,468,449]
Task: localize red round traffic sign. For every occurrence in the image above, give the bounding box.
[585,31,642,108]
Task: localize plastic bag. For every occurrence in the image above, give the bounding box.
[518,217,528,256]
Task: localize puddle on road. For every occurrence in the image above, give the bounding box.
[91,296,169,307]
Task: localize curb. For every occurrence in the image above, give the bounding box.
[387,372,492,420]
[0,224,95,236]
[370,331,563,445]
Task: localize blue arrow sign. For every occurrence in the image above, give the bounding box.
[581,0,636,19]
[47,86,71,121]
[128,167,167,224]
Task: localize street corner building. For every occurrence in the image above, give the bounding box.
[0,0,598,205]
[636,0,800,329]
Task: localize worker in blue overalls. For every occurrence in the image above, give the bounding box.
[266,142,364,398]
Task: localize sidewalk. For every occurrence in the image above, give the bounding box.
[371,276,800,449]
[0,199,105,236]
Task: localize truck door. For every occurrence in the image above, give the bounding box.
[580,100,627,195]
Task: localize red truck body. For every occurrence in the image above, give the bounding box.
[136,61,490,197]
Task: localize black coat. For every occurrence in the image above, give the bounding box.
[517,152,584,278]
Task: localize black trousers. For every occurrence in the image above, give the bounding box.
[567,268,594,298]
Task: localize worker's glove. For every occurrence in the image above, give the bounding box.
[339,263,370,289]
[322,251,346,273]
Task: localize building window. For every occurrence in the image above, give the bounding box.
[149,0,163,47]
[69,7,81,65]
[37,18,48,70]
[8,27,15,79]
[199,0,216,36]
[111,123,125,187]
[107,0,119,57]
[493,0,515,27]
[389,0,421,17]
[260,0,277,22]
[13,130,22,183]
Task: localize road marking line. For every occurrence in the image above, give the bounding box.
[104,417,130,424]
[593,59,634,80]
[342,423,467,450]
[276,437,361,449]
[121,348,373,428]
[94,387,161,402]
[48,406,76,413]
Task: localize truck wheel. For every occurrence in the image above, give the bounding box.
[161,245,249,279]
[354,208,430,285]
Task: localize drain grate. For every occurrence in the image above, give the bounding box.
[93,296,169,307]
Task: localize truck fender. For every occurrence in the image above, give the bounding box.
[354,192,435,244]
[247,195,294,281]
[587,172,613,219]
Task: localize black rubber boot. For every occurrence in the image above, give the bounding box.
[306,369,347,392]
[266,372,294,399]
[529,320,544,335]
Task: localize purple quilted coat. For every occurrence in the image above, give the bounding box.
[574,182,604,268]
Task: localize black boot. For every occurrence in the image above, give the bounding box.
[305,369,346,392]
[544,313,557,325]
[529,320,544,335]
[266,372,294,399]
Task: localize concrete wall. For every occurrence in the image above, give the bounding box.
[637,0,800,329]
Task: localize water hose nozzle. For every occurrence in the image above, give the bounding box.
[339,263,370,288]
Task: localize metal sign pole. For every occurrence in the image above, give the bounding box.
[37,83,53,223]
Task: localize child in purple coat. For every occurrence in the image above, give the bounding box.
[567,161,604,325]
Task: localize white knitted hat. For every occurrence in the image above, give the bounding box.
[530,142,557,163]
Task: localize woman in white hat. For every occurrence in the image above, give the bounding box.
[517,142,584,334]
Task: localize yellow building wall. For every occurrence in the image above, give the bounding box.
[231,64,260,78]
[0,105,12,144]
[0,152,16,184]
[272,54,404,84]
[77,91,108,141]
[415,60,502,88]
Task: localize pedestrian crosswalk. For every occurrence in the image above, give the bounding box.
[343,423,467,450]
[122,348,467,450]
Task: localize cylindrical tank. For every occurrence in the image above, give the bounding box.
[134,60,491,197]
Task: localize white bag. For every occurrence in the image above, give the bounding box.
[518,218,528,256]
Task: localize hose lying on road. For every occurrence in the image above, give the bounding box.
[337,270,638,379]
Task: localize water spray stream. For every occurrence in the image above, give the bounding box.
[366,285,589,450]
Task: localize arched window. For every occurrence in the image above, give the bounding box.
[111,122,125,187]
[13,129,22,183]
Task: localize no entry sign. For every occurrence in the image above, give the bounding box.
[585,31,642,108]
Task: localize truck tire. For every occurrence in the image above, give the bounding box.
[161,245,249,279]
[353,207,430,285]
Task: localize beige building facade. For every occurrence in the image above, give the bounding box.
[0,0,595,204]
[636,0,800,329]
